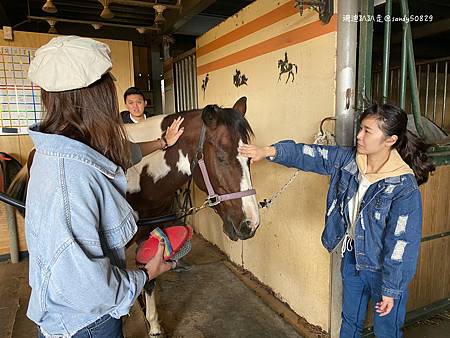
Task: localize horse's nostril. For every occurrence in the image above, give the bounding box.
[239,220,253,233]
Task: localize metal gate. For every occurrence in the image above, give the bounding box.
[173,49,198,112]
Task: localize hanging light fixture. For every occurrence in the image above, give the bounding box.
[153,4,167,27]
[100,0,114,19]
[136,27,148,34]
[46,19,58,34]
[42,0,57,14]
[91,23,103,30]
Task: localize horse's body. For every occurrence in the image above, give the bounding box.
[125,97,260,336]
[125,97,260,244]
[8,97,260,337]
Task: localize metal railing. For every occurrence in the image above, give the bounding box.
[373,57,450,133]
[357,0,450,166]
[173,49,198,112]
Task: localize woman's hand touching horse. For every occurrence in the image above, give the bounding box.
[164,116,185,147]
[238,144,276,163]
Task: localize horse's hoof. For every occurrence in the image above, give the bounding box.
[148,326,165,338]
[172,258,193,272]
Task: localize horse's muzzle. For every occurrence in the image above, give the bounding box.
[223,218,259,241]
[238,220,257,239]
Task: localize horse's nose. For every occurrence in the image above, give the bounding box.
[238,220,257,239]
[242,219,259,231]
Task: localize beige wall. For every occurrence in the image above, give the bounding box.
[194,0,337,330]
[0,30,134,256]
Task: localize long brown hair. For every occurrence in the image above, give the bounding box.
[39,73,131,170]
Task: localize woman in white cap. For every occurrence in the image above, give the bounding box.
[26,36,181,338]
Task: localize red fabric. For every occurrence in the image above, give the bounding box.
[136,225,193,264]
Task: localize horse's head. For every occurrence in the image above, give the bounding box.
[193,97,260,241]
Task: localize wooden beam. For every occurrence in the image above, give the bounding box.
[163,0,216,33]
[27,15,158,31]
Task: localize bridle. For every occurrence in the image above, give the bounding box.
[191,123,256,208]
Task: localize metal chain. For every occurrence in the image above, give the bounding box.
[177,169,302,215]
[258,170,301,209]
[177,199,210,219]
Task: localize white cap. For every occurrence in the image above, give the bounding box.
[28,35,112,92]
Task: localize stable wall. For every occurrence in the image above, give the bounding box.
[0,30,134,256]
[193,0,337,331]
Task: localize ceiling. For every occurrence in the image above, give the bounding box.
[0,0,255,49]
[1,0,450,61]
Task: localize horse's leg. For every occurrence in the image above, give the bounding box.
[286,72,290,83]
[145,290,162,337]
[291,71,295,82]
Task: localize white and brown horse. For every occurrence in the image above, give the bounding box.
[126,97,260,336]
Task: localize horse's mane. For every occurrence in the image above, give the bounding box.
[202,105,254,143]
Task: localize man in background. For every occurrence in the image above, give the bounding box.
[121,87,154,123]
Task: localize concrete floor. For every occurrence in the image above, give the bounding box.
[0,235,448,338]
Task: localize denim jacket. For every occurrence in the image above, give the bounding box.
[26,125,146,337]
[272,141,422,299]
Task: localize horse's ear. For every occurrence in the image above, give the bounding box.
[202,104,219,128]
[233,97,247,116]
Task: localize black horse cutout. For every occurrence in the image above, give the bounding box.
[201,73,209,97]
[277,52,298,83]
[233,69,248,88]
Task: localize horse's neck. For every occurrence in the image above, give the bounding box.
[125,111,202,195]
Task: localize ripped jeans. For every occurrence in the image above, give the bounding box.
[340,248,408,338]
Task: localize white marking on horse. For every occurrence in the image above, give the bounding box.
[126,151,172,193]
[237,140,259,230]
[146,291,162,336]
[176,150,191,176]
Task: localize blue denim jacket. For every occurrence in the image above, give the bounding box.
[272,141,422,299]
[26,125,146,337]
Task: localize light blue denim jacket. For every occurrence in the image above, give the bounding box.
[26,125,146,337]
[271,141,422,299]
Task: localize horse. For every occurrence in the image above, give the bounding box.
[278,52,298,83]
[8,96,260,337]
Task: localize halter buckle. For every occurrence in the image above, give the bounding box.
[206,194,220,207]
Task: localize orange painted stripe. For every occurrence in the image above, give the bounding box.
[197,15,337,76]
[197,1,298,58]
